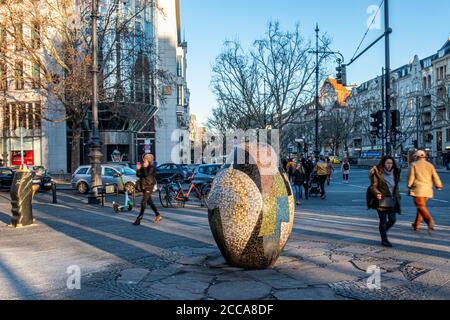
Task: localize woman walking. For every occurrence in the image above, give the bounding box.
[292,163,306,206]
[133,154,162,226]
[369,156,401,247]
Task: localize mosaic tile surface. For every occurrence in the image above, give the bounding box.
[207,144,295,269]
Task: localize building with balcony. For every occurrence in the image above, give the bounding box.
[347,39,450,163]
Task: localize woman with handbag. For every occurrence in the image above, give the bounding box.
[133,154,162,226]
[369,156,401,247]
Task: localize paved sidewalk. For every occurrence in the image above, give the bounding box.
[0,190,449,300]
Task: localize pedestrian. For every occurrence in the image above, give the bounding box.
[326,157,334,186]
[292,163,306,205]
[446,152,450,171]
[286,158,296,181]
[342,159,350,184]
[369,156,402,247]
[282,159,288,172]
[408,150,443,235]
[314,156,328,199]
[133,154,162,226]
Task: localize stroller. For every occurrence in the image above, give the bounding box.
[308,173,321,197]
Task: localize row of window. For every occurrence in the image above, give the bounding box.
[0,60,40,90]
[0,22,41,52]
[1,102,42,131]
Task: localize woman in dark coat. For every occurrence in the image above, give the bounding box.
[133,154,161,225]
[369,156,401,247]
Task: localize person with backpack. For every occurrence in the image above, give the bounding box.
[368,156,402,247]
[286,158,296,181]
[408,150,443,235]
[342,159,350,184]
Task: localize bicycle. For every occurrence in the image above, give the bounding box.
[158,174,210,208]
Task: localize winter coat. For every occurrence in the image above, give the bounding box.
[292,167,306,185]
[407,159,443,199]
[136,164,157,192]
[369,165,402,214]
[315,161,328,176]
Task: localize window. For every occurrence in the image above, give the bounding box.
[31,21,40,49]
[15,23,23,51]
[104,167,118,177]
[177,85,184,106]
[446,129,450,143]
[0,62,6,90]
[76,167,89,175]
[15,61,24,90]
[177,56,183,77]
[0,25,6,52]
[32,63,40,88]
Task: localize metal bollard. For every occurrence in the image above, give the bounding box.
[52,182,57,204]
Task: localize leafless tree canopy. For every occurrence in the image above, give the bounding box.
[208,22,319,137]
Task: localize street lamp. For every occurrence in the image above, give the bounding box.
[87,0,103,204]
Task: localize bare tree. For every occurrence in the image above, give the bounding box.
[208,22,321,143]
[0,0,174,171]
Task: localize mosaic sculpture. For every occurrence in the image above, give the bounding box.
[207,144,295,269]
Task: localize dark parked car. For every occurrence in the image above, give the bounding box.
[32,169,54,192]
[192,164,222,184]
[156,163,189,182]
[0,167,15,190]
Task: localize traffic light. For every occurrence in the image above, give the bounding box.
[336,65,342,84]
[370,111,384,138]
[391,110,401,131]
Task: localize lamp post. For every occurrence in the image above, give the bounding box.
[87,0,103,204]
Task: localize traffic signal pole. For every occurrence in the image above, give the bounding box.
[384,0,392,155]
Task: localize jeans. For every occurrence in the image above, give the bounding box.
[293,184,302,202]
[136,190,160,221]
[318,175,327,197]
[377,209,397,241]
[413,197,434,228]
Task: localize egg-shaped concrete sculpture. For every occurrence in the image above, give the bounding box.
[207,143,295,269]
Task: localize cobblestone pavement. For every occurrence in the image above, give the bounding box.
[0,169,449,300]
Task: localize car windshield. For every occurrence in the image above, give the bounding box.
[119,167,136,175]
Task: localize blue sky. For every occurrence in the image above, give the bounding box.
[181,0,450,125]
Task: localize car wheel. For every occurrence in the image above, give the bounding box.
[125,182,135,195]
[77,182,89,194]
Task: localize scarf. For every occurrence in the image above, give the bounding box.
[383,168,395,196]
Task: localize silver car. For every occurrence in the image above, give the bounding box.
[71,165,138,194]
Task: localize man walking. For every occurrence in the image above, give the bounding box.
[314,156,328,199]
[408,150,443,235]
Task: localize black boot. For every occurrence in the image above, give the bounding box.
[381,239,392,247]
[133,215,143,226]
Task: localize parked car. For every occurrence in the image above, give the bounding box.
[155,163,189,182]
[32,169,54,192]
[0,167,15,190]
[71,165,138,194]
[192,164,222,184]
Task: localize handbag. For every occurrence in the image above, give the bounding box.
[379,196,396,208]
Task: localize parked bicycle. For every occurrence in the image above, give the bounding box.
[158,174,211,208]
